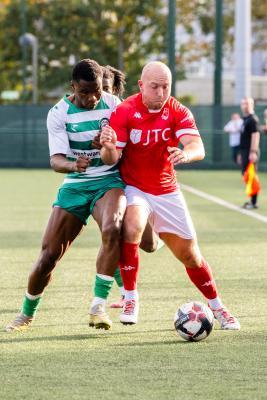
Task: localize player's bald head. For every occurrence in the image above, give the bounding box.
[141,61,172,83]
[138,61,172,111]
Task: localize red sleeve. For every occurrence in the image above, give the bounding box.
[109,103,129,149]
[172,100,200,140]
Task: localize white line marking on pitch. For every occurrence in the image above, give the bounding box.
[181,184,267,224]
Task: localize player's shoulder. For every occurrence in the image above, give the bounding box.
[101,91,121,108]
[47,96,68,120]
[110,94,138,120]
[168,97,194,119]
[116,93,139,110]
[168,96,187,112]
[50,96,68,112]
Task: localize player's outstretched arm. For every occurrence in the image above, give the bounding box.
[100,126,122,165]
[167,136,205,165]
[50,154,91,173]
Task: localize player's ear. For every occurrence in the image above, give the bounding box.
[138,80,143,92]
[70,80,75,91]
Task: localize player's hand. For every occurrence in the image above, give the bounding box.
[73,155,91,172]
[91,133,102,150]
[167,147,190,165]
[100,125,117,149]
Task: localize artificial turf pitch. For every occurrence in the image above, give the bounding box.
[0,169,266,400]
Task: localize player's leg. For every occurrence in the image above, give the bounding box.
[89,187,126,329]
[6,207,83,332]
[139,221,164,253]
[109,267,125,308]
[119,203,149,324]
[110,220,163,309]
[160,233,240,330]
[151,189,240,330]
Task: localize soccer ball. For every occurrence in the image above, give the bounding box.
[174,301,214,342]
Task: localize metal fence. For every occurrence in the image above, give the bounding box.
[0,104,266,169]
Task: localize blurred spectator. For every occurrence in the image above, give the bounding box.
[224,113,243,164]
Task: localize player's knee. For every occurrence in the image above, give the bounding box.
[101,224,121,248]
[180,250,201,268]
[123,222,144,243]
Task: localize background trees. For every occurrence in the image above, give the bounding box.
[0,0,266,103]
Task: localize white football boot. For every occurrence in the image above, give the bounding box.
[211,307,240,330]
[120,299,139,325]
[6,313,33,332]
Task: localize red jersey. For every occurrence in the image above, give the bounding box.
[110,93,200,195]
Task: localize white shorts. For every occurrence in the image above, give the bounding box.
[125,185,196,240]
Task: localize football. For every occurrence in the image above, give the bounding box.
[174,301,214,342]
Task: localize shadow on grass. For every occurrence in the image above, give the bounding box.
[0,328,175,344]
[115,339,190,347]
[0,309,21,314]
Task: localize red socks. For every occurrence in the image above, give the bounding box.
[185,259,218,300]
[119,242,217,301]
[119,242,139,290]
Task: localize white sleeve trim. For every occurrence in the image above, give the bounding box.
[116,140,126,148]
[175,128,199,138]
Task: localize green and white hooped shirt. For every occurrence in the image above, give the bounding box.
[47,92,120,184]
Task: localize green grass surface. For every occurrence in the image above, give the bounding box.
[0,169,267,400]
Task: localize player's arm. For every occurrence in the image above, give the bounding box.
[100,102,126,165]
[168,103,205,165]
[50,154,90,173]
[167,135,205,165]
[100,125,122,165]
[47,106,90,173]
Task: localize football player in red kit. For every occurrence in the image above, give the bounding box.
[100,61,240,330]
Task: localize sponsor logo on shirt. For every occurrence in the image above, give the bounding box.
[130,128,171,145]
[72,149,100,159]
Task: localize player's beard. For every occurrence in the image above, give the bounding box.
[146,99,167,111]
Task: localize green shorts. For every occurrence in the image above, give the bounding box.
[53,174,125,224]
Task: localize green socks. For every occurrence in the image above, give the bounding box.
[94,274,114,299]
[114,267,123,288]
[22,293,42,317]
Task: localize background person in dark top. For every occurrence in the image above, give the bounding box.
[239,97,261,209]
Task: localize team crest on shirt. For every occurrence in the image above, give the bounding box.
[130,129,142,144]
[99,117,110,131]
[134,112,142,119]
[161,108,169,120]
